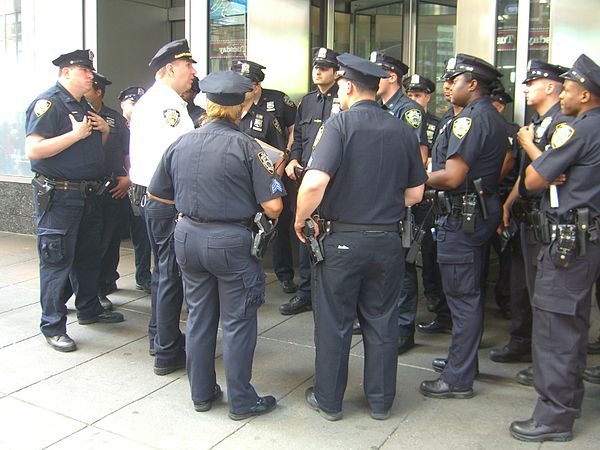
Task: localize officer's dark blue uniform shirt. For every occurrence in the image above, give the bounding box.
[307,100,427,223]
[148,119,285,221]
[379,89,428,146]
[531,106,600,219]
[444,97,509,195]
[26,82,105,180]
[258,88,297,130]
[425,112,440,152]
[518,101,571,199]
[187,104,206,127]
[240,104,286,150]
[290,84,340,165]
[431,108,455,171]
[98,104,129,177]
[499,117,520,191]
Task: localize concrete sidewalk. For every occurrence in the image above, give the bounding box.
[0,230,598,450]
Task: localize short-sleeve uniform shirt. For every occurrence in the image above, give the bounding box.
[25,82,105,180]
[98,103,129,177]
[148,119,286,221]
[240,104,286,151]
[307,100,427,223]
[379,89,428,146]
[129,81,194,187]
[257,88,297,130]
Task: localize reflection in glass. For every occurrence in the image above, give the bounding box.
[495,0,518,121]
[208,0,247,73]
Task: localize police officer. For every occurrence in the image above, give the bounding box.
[404,74,439,150]
[282,47,340,315]
[147,70,284,420]
[495,61,570,385]
[129,39,196,368]
[295,53,427,421]
[181,76,205,127]
[25,50,124,352]
[85,73,131,310]
[509,54,600,443]
[117,86,152,294]
[419,54,508,398]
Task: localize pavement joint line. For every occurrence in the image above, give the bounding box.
[0,301,39,317]
[41,425,162,450]
[4,256,39,268]
[7,395,90,428]
[378,414,410,450]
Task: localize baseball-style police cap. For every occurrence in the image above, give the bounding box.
[118,86,145,102]
[231,60,266,83]
[561,54,600,97]
[52,49,95,70]
[370,51,409,77]
[190,76,200,93]
[403,74,436,93]
[522,60,569,84]
[312,47,339,68]
[199,71,254,106]
[149,39,196,72]
[447,53,502,83]
[336,53,390,88]
[93,72,112,88]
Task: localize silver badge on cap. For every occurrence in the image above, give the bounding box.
[88,50,94,61]
[370,51,377,63]
[411,74,420,84]
[527,60,532,71]
[318,48,327,58]
[447,57,456,70]
[241,62,250,74]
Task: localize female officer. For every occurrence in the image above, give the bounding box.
[147,71,284,420]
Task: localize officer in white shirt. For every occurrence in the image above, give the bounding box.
[129,39,196,373]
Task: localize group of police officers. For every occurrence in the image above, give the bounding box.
[25,36,600,441]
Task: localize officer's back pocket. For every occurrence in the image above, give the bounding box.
[38,228,67,265]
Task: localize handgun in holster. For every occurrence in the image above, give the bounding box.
[473,178,488,220]
[500,218,519,253]
[461,194,477,234]
[551,224,577,268]
[433,191,452,216]
[531,210,551,244]
[293,166,306,185]
[400,206,413,249]
[250,212,277,260]
[302,219,324,264]
[406,228,425,264]
[96,174,115,196]
[576,208,589,257]
[32,177,55,212]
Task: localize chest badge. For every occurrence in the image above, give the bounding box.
[550,123,575,149]
[34,99,52,117]
[252,113,264,132]
[312,125,325,151]
[163,109,181,127]
[105,116,116,128]
[266,101,276,112]
[452,117,472,139]
[405,109,422,129]
[535,116,553,143]
[257,151,275,174]
[331,98,341,115]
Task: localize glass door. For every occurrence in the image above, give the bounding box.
[352,1,404,60]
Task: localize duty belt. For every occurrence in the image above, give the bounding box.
[35,174,101,195]
[512,197,541,226]
[323,221,401,234]
[182,215,253,229]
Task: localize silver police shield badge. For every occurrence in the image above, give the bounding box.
[551,123,575,149]
[452,117,472,139]
[312,125,325,150]
[163,109,181,127]
[404,109,422,129]
[535,116,553,143]
[34,99,52,117]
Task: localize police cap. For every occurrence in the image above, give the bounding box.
[370,51,409,77]
[199,71,254,106]
[440,58,458,81]
[336,53,390,88]
[52,49,95,70]
[403,74,436,93]
[489,80,513,104]
[522,60,569,84]
[561,54,600,97]
[149,39,196,72]
[118,86,145,102]
[312,47,339,68]
[231,60,266,83]
[93,72,112,88]
[190,76,200,93]
[447,53,502,83]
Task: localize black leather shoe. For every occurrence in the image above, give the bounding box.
[509,418,572,442]
[419,378,473,399]
[279,296,311,315]
[99,281,118,296]
[194,384,222,412]
[136,282,151,294]
[516,366,534,386]
[489,345,531,363]
[417,318,452,334]
[154,351,186,376]
[304,387,342,421]
[587,339,600,355]
[397,335,415,355]
[229,395,277,420]
[45,334,77,352]
[432,358,447,373]
[280,280,298,294]
[352,320,362,335]
[78,310,124,325]
[582,365,600,384]
[98,295,113,311]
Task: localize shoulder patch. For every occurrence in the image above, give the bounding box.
[163,109,181,127]
[312,125,325,151]
[273,117,282,134]
[452,117,472,139]
[404,109,422,129]
[283,95,295,108]
[551,123,575,149]
[34,99,52,117]
[257,151,275,174]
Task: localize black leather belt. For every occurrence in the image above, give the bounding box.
[35,174,101,192]
[326,221,400,233]
[183,215,253,228]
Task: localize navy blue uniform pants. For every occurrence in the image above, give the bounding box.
[141,198,184,364]
[35,188,105,336]
[436,203,500,388]
[271,178,295,283]
[129,202,152,287]
[531,242,600,430]
[312,231,403,414]
[174,219,265,413]
[99,193,130,288]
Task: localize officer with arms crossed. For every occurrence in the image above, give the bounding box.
[25,50,124,352]
[509,54,600,443]
[148,71,284,420]
[419,54,508,398]
[129,39,196,368]
[295,53,426,421]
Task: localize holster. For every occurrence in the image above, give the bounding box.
[531,210,551,244]
[32,177,55,212]
[576,208,589,257]
[400,206,413,249]
[251,212,277,260]
[550,224,577,268]
[461,194,477,234]
[302,219,324,264]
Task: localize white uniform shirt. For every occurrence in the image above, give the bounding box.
[129,80,194,187]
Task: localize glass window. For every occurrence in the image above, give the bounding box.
[208,0,247,73]
[416,0,457,118]
[525,0,551,122]
[495,0,519,121]
[353,2,404,59]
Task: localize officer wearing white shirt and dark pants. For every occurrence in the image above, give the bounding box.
[129,39,196,373]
